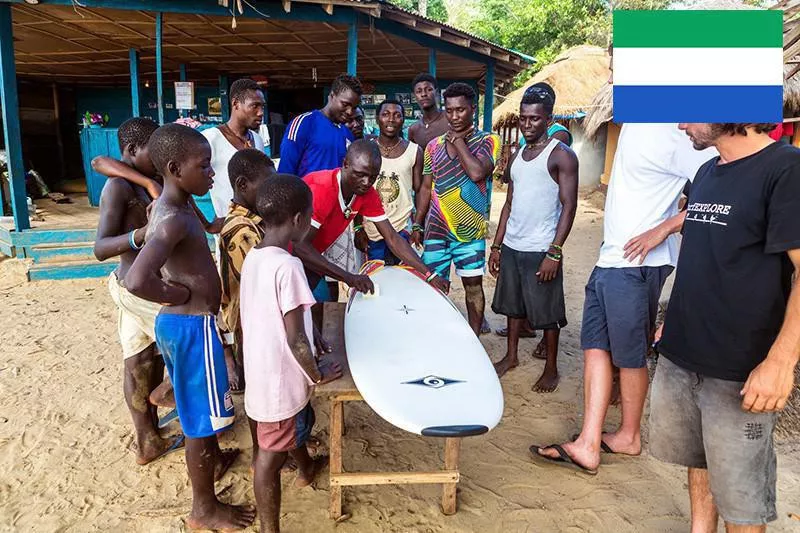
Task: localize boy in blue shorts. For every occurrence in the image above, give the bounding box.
[125,124,255,531]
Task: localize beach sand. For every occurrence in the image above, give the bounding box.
[1,192,799,532]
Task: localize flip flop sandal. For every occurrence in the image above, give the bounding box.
[136,434,186,466]
[529,444,598,475]
[158,409,179,429]
[571,434,616,454]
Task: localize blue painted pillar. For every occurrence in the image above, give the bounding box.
[0,5,30,231]
[219,74,229,122]
[483,61,495,132]
[155,12,164,124]
[428,49,437,77]
[129,49,141,117]
[179,63,187,118]
[347,22,358,75]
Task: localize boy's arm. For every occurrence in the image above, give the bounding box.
[291,227,374,294]
[91,156,162,199]
[489,180,514,278]
[124,216,191,305]
[189,197,224,234]
[374,219,450,294]
[94,180,146,261]
[284,306,342,385]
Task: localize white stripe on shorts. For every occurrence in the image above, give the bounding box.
[206,316,222,418]
[202,316,218,418]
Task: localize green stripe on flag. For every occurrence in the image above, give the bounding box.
[614,10,783,48]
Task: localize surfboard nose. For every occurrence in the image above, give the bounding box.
[421,425,489,437]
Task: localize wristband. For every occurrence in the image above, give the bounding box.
[490,243,502,252]
[425,271,438,282]
[412,223,424,233]
[550,243,563,252]
[129,230,143,250]
[353,225,364,232]
[546,252,562,262]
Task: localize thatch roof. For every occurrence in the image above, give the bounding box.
[491,45,610,130]
[778,0,800,80]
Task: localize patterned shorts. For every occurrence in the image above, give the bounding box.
[422,238,486,281]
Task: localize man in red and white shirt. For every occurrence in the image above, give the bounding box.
[293,140,450,296]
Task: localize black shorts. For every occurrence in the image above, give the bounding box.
[491,245,567,330]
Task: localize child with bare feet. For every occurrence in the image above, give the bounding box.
[240,174,342,533]
[125,123,255,530]
[94,117,184,464]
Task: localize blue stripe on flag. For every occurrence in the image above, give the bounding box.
[613,86,783,123]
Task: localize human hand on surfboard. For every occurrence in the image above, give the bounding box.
[428,275,450,294]
[346,273,375,294]
[317,358,343,385]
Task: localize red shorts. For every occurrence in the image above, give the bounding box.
[256,403,315,452]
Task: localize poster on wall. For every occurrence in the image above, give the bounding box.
[175,81,195,110]
[207,97,222,116]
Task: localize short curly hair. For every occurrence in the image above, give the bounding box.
[255,173,312,226]
[227,148,275,189]
[117,117,159,152]
[521,84,555,115]
[331,74,363,97]
[442,82,475,105]
[147,123,208,175]
[714,123,778,136]
[229,78,262,105]
[412,73,437,90]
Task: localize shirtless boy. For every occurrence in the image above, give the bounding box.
[94,117,183,464]
[125,124,254,530]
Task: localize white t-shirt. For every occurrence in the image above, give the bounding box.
[202,127,265,218]
[597,123,718,269]
[240,246,316,422]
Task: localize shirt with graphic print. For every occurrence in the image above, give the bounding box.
[422,131,501,242]
[660,142,800,381]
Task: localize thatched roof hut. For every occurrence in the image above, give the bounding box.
[779,0,800,80]
[491,45,610,131]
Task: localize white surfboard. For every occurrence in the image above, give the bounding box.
[344,263,504,437]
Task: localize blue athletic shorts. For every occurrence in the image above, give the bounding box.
[422,238,486,281]
[367,230,410,266]
[155,313,235,438]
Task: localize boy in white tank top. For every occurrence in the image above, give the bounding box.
[356,99,423,264]
[488,87,579,393]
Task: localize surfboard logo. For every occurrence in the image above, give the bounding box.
[403,375,464,389]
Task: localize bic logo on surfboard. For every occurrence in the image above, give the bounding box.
[403,375,465,389]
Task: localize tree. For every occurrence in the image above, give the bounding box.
[391,0,449,22]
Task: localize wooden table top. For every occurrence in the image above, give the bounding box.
[314,302,358,396]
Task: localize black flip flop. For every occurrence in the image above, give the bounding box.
[530,444,598,475]
[571,433,615,454]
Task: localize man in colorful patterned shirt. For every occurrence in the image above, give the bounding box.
[412,82,501,336]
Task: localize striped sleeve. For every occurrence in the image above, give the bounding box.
[277,112,312,175]
[423,139,435,175]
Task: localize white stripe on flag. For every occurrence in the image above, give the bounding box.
[614,47,784,86]
[206,316,222,418]
[203,316,217,418]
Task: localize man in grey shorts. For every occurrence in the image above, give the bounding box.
[651,122,800,532]
[533,122,716,474]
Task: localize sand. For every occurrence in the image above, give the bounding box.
[1,192,799,532]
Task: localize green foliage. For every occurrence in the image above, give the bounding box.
[391,0,449,23]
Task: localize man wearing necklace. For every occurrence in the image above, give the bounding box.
[412,83,501,336]
[356,99,423,265]
[489,88,578,393]
[408,73,449,152]
[278,74,361,178]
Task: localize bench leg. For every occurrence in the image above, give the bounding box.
[441,438,461,515]
[329,399,344,519]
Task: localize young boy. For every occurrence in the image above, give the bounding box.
[125,124,254,531]
[218,149,276,392]
[240,174,342,533]
[94,117,183,464]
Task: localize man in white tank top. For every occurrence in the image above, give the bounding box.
[356,99,423,264]
[488,87,579,394]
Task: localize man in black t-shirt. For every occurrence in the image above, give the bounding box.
[650,122,800,531]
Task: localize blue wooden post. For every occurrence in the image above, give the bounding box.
[347,21,358,75]
[155,12,164,124]
[483,61,495,132]
[129,49,141,117]
[428,49,437,77]
[0,5,30,231]
[219,74,229,122]
[179,63,187,118]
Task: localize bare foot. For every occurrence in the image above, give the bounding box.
[532,369,559,393]
[135,434,185,465]
[532,339,547,360]
[601,431,642,456]
[215,448,240,482]
[493,354,519,378]
[186,502,256,531]
[295,455,329,488]
[536,440,600,472]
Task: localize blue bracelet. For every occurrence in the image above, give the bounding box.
[129,230,143,250]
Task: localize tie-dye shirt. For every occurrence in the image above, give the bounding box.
[422,131,501,242]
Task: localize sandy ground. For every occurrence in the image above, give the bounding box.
[1,190,799,533]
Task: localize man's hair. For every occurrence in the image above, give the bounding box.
[345,138,381,167]
[376,98,404,117]
[442,82,476,104]
[227,148,275,188]
[118,117,159,152]
[255,173,312,226]
[147,123,208,174]
[331,74,363,97]
[714,123,777,136]
[412,73,437,90]
[229,78,262,105]
[521,84,555,115]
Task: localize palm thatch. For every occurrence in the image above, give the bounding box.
[491,45,610,131]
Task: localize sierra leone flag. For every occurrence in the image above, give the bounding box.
[613,10,784,122]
